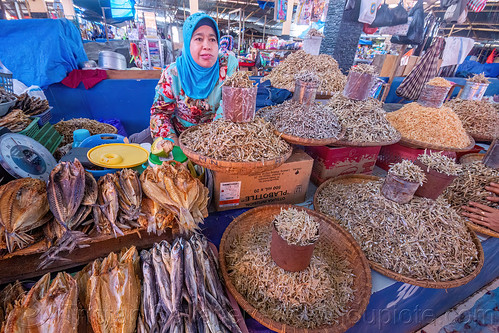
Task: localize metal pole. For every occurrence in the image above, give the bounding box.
[263,15,266,41]
[101,7,109,41]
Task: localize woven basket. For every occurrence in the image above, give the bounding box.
[179,126,292,175]
[219,204,372,333]
[468,131,496,143]
[459,153,485,165]
[398,134,476,153]
[313,174,485,289]
[54,119,118,146]
[275,126,346,147]
[329,131,402,148]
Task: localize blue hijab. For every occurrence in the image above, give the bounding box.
[176,13,221,100]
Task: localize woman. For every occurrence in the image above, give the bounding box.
[462,182,499,232]
[150,13,238,145]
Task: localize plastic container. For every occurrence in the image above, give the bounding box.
[376,143,456,171]
[343,71,376,101]
[222,86,258,123]
[79,133,125,148]
[381,172,420,204]
[0,100,15,117]
[0,60,13,94]
[461,81,489,101]
[302,36,323,56]
[483,139,499,169]
[18,117,40,137]
[417,84,451,108]
[292,79,319,106]
[413,159,457,200]
[72,129,91,148]
[33,107,53,127]
[270,221,317,272]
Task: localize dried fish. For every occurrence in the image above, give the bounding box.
[0,88,16,104]
[54,119,117,146]
[14,93,50,116]
[388,160,426,185]
[316,180,479,281]
[444,99,499,139]
[180,118,290,162]
[0,109,32,132]
[417,150,461,176]
[350,64,378,75]
[294,71,320,85]
[306,28,324,37]
[467,73,490,84]
[222,71,255,88]
[0,281,25,333]
[427,77,452,87]
[274,207,319,246]
[257,100,342,139]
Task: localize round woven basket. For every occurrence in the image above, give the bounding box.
[179,126,292,175]
[468,131,496,143]
[329,130,402,148]
[466,221,499,238]
[219,204,372,333]
[275,126,346,147]
[313,174,485,289]
[54,119,118,146]
[398,134,475,153]
[459,153,485,165]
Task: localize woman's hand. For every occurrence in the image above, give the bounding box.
[461,182,499,232]
[167,133,180,146]
[485,182,499,203]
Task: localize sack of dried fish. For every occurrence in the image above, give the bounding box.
[326,92,400,144]
[5,272,78,333]
[386,102,471,149]
[418,78,452,108]
[444,99,499,140]
[257,100,343,140]
[14,92,50,116]
[54,118,117,146]
[382,160,425,204]
[343,64,378,101]
[140,162,209,234]
[222,72,257,122]
[414,151,461,199]
[316,180,480,282]
[0,178,51,253]
[260,50,346,93]
[77,246,141,333]
[180,118,290,162]
[139,235,241,333]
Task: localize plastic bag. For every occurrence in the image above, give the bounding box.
[363,23,379,34]
[391,1,408,25]
[391,0,424,45]
[371,1,392,27]
[358,0,382,24]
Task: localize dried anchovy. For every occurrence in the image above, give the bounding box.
[350,64,378,76]
[417,150,462,176]
[225,224,354,328]
[427,77,452,87]
[180,118,290,162]
[327,92,399,143]
[257,100,342,139]
[261,50,346,93]
[389,160,426,185]
[307,28,324,37]
[316,181,479,282]
[443,161,499,210]
[223,71,256,88]
[444,99,499,139]
[468,73,490,84]
[294,71,320,85]
[54,118,118,146]
[274,208,319,246]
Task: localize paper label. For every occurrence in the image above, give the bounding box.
[219,181,241,207]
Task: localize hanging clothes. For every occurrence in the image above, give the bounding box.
[441,37,475,67]
[396,37,445,101]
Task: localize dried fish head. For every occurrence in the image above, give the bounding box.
[0,178,50,252]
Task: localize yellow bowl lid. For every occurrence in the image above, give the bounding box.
[87,143,149,169]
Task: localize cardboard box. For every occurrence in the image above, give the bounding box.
[305,146,381,185]
[402,56,419,76]
[212,150,313,211]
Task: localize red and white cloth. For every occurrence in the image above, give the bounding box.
[467,0,487,12]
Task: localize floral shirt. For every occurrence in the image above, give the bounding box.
[150,54,238,138]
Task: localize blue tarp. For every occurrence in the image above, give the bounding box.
[456,59,499,78]
[0,19,87,88]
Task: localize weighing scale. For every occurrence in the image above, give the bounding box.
[0,133,56,183]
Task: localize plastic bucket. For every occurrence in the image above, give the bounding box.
[381,173,420,204]
[343,72,375,101]
[413,159,457,200]
[292,79,319,106]
[270,221,316,272]
[417,84,451,108]
[222,86,258,123]
[461,81,489,101]
[302,36,322,56]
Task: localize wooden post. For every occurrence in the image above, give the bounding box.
[263,15,267,41]
[102,7,109,42]
[0,0,6,19]
[381,45,407,102]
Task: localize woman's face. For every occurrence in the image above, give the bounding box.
[190,25,218,68]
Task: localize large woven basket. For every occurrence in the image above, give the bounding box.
[179,126,292,175]
[275,126,346,147]
[329,130,402,148]
[459,153,485,165]
[313,174,485,289]
[54,118,118,146]
[219,204,372,333]
[398,134,475,153]
[468,131,496,143]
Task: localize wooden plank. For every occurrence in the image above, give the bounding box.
[106,70,162,80]
[0,228,172,284]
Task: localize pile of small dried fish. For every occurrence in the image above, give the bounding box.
[327,92,400,143]
[140,162,209,234]
[427,77,452,87]
[468,73,490,84]
[257,100,342,139]
[223,71,255,88]
[0,281,25,332]
[225,224,354,328]
[5,272,78,333]
[76,246,140,333]
[443,161,499,210]
[444,99,499,139]
[307,28,324,37]
[316,181,480,281]
[388,160,426,185]
[180,118,290,162]
[0,178,51,253]
[274,208,319,246]
[0,109,32,132]
[14,93,50,116]
[294,71,320,84]
[417,150,461,176]
[261,50,346,92]
[350,64,378,75]
[386,103,471,148]
[54,118,117,146]
[138,235,241,333]
[0,88,16,103]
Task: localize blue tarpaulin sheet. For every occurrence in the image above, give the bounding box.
[0,19,87,88]
[456,59,499,78]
